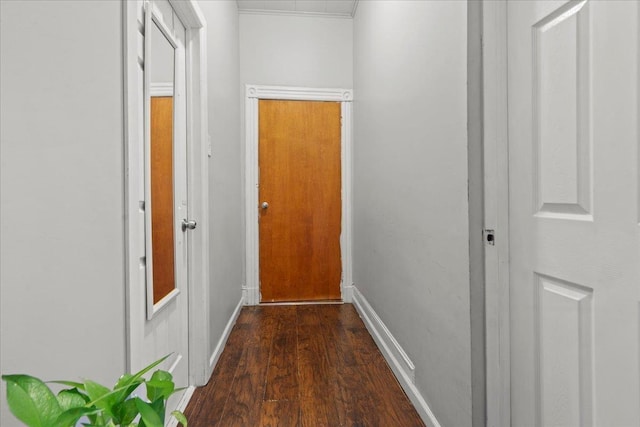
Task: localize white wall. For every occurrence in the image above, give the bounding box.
[239,13,353,88]
[198,0,244,365]
[0,1,126,425]
[353,2,472,427]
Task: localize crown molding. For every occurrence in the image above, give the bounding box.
[238,9,353,19]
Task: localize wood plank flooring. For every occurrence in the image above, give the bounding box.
[184,304,425,427]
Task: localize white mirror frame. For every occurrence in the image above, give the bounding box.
[143,3,181,320]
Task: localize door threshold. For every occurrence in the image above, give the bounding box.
[259,301,344,306]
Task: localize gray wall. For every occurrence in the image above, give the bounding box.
[239,13,353,88]
[199,0,244,364]
[0,1,126,425]
[352,2,472,427]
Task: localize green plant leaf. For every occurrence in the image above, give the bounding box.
[3,378,42,427]
[150,398,165,423]
[150,370,172,382]
[2,374,62,427]
[86,409,100,425]
[114,373,134,389]
[111,355,171,406]
[130,354,171,383]
[54,407,100,427]
[57,388,88,411]
[145,371,174,402]
[85,382,148,414]
[111,375,144,408]
[113,398,139,425]
[49,380,85,390]
[135,397,163,427]
[84,380,111,402]
[84,380,115,420]
[146,380,174,402]
[171,410,188,427]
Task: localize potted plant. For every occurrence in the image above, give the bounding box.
[2,355,187,427]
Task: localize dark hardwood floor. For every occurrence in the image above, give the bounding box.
[184,304,425,427]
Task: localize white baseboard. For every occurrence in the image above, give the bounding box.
[166,385,195,427]
[209,296,244,369]
[242,285,260,305]
[352,287,415,380]
[341,283,354,302]
[351,286,442,427]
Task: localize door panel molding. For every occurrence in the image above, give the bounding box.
[244,85,353,306]
[495,1,640,426]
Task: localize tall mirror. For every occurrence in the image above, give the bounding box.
[145,12,179,319]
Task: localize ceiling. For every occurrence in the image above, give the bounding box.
[236,0,358,18]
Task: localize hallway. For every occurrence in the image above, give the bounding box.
[184,304,425,426]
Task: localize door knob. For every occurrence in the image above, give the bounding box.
[182,219,197,231]
[261,202,269,210]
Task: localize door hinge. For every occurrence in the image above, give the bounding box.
[484,229,495,246]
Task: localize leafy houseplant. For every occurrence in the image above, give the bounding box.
[2,355,187,427]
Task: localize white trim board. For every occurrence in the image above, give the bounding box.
[351,287,441,427]
[482,1,511,426]
[179,2,212,387]
[150,82,174,97]
[244,84,354,306]
[166,385,195,427]
[209,297,245,369]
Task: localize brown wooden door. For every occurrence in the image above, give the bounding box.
[259,100,342,302]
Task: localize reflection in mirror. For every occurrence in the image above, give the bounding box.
[149,20,176,305]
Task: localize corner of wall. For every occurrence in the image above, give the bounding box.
[351,286,442,427]
[209,295,245,370]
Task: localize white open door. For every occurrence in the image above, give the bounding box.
[141,0,190,409]
[125,0,210,421]
[507,1,640,426]
[124,0,192,417]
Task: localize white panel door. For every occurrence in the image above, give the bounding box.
[138,0,189,412]
[508,1,640,426]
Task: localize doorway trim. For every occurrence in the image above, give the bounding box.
[123,0,211,386]
[244,85,354,306]
[482,1,511,426]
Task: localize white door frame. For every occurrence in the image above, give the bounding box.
[244,85,354,306]
[482,1,511,426]
[123,0,212,385]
